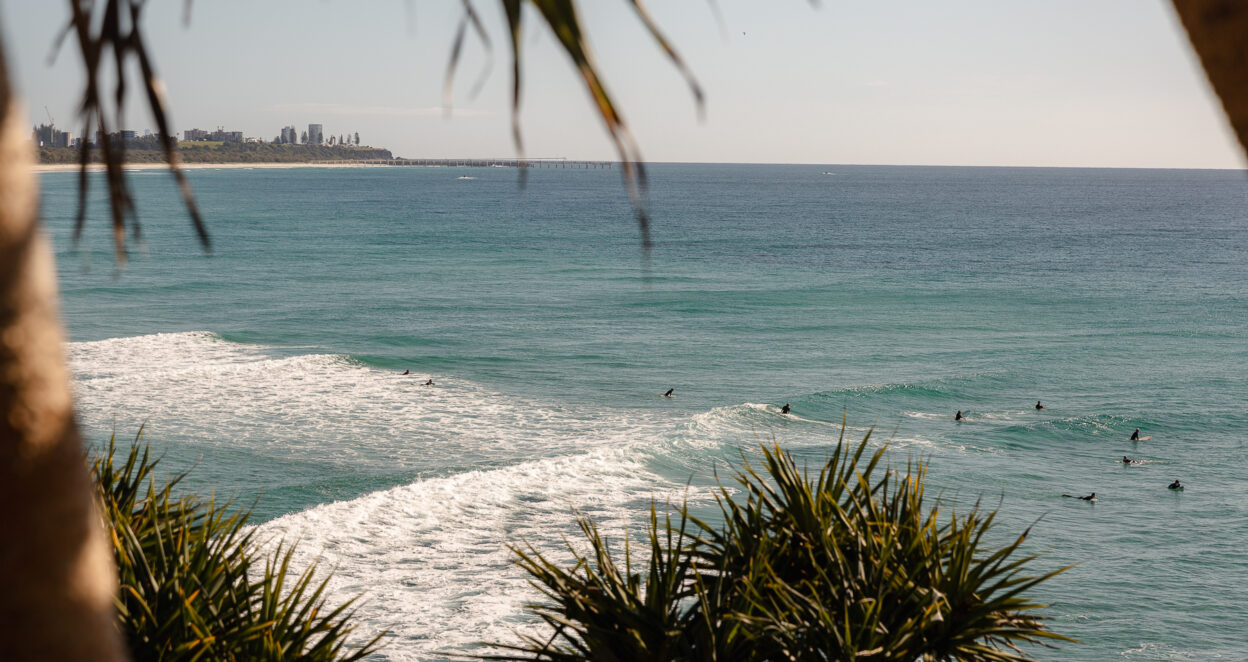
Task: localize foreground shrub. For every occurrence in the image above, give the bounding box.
[91,432,383,661]
[492,433,1071,661]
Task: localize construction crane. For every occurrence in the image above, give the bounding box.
[44,105,54,128]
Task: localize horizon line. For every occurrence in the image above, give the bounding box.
[386,158,1248,172]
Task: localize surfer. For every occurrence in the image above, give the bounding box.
[1131,428,1140,441]
[401,369,410,375]
[781,403,791,414]
[424,378,434,386]
[1062,492,1096,501]
[1035,401,1045,410]
[1168,480,1182,490]
[1123,455,1132,464]
[664,388,674,398]
[955,410,964,421]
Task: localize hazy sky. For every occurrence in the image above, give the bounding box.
[3,0,1244,167]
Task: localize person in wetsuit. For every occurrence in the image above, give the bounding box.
[1035,401,1045,410]
[424,378,434,386]
[1131,428,1140,441]
[781,403,791,414]
[402,370,410,375]
[664,388,674,397]
[1168,480,1182,490]
[955,410,964,421]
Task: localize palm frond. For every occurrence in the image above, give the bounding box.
[90,432,384,660]
[490,431,1071,661]
[59,0,208,261]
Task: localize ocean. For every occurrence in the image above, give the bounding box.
[40,163,1248,660]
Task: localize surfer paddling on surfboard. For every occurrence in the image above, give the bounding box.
[664,388,674,398]
[1062,492,1096,501]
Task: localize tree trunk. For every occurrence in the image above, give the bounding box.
[1171,0,1248,157]
[0,48,127,662]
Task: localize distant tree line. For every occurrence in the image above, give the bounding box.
[272,128,363,147]
[38,141,393,164]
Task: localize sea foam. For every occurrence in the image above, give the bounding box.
[70,332,706,659]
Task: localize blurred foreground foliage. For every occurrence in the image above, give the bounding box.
[90,431,384,661]
[492,434,1071,661]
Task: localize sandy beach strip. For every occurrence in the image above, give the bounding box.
[32,161,387,173]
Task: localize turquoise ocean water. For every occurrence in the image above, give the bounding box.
[40,164,1248,660]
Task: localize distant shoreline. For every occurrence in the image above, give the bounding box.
[32,162,385,173]
[35,161,1242,174]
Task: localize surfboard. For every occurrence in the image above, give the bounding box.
[1132,435,1152,441]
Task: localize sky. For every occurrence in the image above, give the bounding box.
[2,0,1244,168]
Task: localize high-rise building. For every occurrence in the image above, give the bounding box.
[307,123,323,146]
[280,125,297,144]
[209,130,243,143]
[32,123,70,147]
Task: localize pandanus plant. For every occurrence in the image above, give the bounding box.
[490,430,1071,661]
[91,430,385,661]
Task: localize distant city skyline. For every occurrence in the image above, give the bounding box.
[4,1,1245,168]
[31,120,367,150]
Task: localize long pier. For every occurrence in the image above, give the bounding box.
[313,157,612,169]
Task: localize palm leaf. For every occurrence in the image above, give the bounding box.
[59,0,209,261]
[90,432,385,660]
[491,430,1072,660]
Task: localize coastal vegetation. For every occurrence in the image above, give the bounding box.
[1,1,702,656]
[91,431,384,661]
[87,426,1065,660]
[38,141,392,165]
[489,436,1069,661]
[4,0,1248,660]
